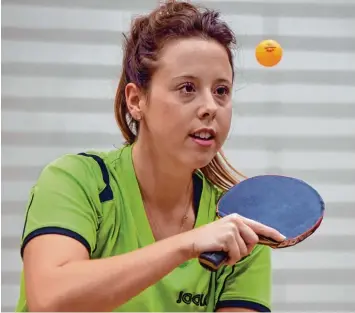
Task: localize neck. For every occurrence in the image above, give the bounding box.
[132,140,193,211]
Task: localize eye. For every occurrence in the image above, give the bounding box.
[179,82,196,94]
[214,86,230,97]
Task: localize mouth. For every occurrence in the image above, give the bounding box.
[189,128,216,147]
[189,129,216,140]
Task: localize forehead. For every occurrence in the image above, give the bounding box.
[156,37,233,81]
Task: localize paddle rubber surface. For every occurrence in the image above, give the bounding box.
[198,175,325,271]
[217,175,324,239]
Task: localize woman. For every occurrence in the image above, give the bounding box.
[16,1,285,312]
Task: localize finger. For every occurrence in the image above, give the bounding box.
[225,231,241,265]
[239,223,259,254]
[242,217,286,242]
[235,230,248,258]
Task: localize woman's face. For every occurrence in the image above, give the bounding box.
[138,37,233,170]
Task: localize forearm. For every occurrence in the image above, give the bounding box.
[29,234,191,312]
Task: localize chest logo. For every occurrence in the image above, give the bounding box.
[176,291,208,307]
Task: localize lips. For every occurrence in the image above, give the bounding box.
[189,128,216,141]
[189,128,216,147]
[190,131,213,140]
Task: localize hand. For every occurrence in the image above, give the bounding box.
[183,213,285,265]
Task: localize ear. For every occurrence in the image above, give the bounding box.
[125,83,146,121]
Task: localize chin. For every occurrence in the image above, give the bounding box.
[185,153,215,171]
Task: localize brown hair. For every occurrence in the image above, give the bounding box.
[114,0,246,191]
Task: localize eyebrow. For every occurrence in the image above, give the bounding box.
[171,75,232,85]
[171,75,198,81]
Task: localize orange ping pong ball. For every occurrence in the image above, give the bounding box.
[255,39,283,67]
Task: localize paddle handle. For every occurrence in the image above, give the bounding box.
[198,251,228,272]
[198,236,281,271]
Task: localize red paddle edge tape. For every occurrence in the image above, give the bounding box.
[215,175,325,249]
[266,214,324,249]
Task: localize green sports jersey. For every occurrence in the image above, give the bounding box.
[16,144,272,312]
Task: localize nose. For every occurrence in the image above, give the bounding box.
[197,93,218,121]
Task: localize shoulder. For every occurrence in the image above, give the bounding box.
[38,151,107,182]
[41,144,128,176]
[35,147,127,197]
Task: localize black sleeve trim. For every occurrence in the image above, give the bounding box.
[21,226,91,258]
[78,152,113,203]
[215,300,271,312]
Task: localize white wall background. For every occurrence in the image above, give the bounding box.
[2,0,355,311]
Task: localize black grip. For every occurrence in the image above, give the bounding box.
[198,251,228,272]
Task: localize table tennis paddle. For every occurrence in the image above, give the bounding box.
[198,175,325,272]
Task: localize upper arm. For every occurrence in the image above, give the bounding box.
[214,245,272,312]
[21,154,102,269]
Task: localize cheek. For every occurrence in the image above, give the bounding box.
[218,105,233,135]
[145,96,181,136]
